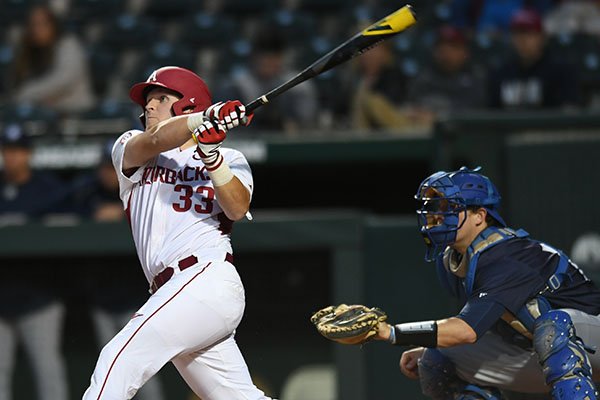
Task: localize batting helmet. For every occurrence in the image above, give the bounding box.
[129,66,212,118]
[415,166,505,261]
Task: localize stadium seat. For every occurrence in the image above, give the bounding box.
[547,32,598,66]
[87,44,119,97]
[61,100,138,136]
[142,0,201,18]
[291,35,334,70]
[297,0,352,14]
[69,0,124,22]
[100,13,160,50]
[0,0,36,25]
[179,12,237,47]
[221,0,275,16]
[391,28,433,72]
[471,32,510,69]
[260,10,317,46]
[0,104,59,136]
[217,38,253,73]
[142,40,196,72]
[0,43,14,94]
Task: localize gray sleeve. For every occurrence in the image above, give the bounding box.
[15,36,88,102]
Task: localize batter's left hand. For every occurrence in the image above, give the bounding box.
[193,119,226,165]
[205,100,253,129]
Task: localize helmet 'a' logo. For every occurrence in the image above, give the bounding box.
[147,70,158,82]
[190,98,195,103]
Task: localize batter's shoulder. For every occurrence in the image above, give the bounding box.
[114,129,143,147]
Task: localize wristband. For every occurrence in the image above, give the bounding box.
[388,324,396,344]
[205,154,234,186]
[187,112,205,132]
[392,320,438,347]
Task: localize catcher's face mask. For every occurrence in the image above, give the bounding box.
[415,172,467,262]
[416,166,506,262]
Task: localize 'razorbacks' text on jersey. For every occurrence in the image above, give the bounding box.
[112,129,253,284]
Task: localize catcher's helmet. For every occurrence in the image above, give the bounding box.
[415,166,505,261]
[129,66,212,119]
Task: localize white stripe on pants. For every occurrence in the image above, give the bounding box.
[82,260,272,400]
[92,308,165,400]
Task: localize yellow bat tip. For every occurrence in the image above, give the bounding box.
[362,5,418,36]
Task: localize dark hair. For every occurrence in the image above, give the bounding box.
[12,4,62,87]
[466,206,501,227]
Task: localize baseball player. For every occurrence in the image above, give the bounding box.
[82,66,273,400]
[374,167,600,399]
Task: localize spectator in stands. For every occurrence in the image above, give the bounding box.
[70,140,166,400]
[0,123,69,221]
[350,41,413,130]
[219,28,318,134]
[0,122,68,400]
[8,4,95,114]
[544,0,600,35]
[487,9,579,109]
[70,140,124,220]
[406,26,487,121]
[451,0,554,35]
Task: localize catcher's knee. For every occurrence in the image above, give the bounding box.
[419,349,504,400]
[418,348,463,399]
[533,310,598,400]
[455,385,503,400]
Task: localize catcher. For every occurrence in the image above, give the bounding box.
[312,167,600,400]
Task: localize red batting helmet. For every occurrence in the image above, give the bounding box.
[129,66,212,116]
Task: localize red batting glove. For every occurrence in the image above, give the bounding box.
[204,100,253,128]
[192,119,227,165]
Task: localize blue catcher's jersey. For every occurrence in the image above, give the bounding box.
[437,232,600,339]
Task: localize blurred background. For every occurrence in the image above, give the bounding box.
[0,0,599,399]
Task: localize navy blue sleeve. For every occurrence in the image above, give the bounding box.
[457,300,506,339]
[455,250,547,337]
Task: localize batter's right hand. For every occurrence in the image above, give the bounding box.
[400,347,425,380]
[205,100,253,129]
[193,119,226,165]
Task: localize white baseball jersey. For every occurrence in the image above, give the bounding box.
[83,130,271,400]
[111,129,253,283]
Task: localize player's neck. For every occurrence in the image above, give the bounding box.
[453,223,489,256]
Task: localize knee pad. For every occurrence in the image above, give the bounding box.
[418,348,463,400]
[456,384,503,400]
[552,378,598,400]
[534,310,598,400]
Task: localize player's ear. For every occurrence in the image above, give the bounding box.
[474,207,487,226]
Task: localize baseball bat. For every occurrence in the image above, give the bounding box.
[243,5,417,116]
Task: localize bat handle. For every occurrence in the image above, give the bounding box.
[240,97,266,125]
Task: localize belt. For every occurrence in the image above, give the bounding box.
[150,252,233,293]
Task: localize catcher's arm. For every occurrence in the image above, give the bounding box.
[376,317,476,348]
[311,304,477,348]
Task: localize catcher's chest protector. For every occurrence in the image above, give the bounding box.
[439,226,572,336]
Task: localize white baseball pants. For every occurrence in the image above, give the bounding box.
[83,260,271,400]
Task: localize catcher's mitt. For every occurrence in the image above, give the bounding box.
[310,304,387,345]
